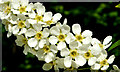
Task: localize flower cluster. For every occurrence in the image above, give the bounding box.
[0,0,116,71]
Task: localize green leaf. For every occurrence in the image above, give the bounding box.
[108,40,120,51]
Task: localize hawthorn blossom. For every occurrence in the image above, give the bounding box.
[26,24,50,50]
[91,54,115,70]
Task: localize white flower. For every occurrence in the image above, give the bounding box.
[61,47,86,68]
[91,36,112,49]
[91,55,115,70]
[36,44,57,63]
[12,20,27,35]
[15,35,27,47]
[49,20,70,50]
[79,49,97,66]
[42,12,62,27]
[27,2,46,25]
[0,2,12,19]
[10,0,29,14]
[72,24,92,45]
[26,23,50,49]
[42,63,53,71]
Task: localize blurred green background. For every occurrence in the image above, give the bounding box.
[2,2,120,72]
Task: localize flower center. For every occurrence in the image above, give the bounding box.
[22,38,27,44]
[43,45,50,53]
[57,34,65,41]
[70,50,78,58]
[100,59,108,66]
[35,32,43,40]
[19,6,26,13]
[45,20,53,25]
[35,15,43,22]
[99,43,104,48]
[4,6,11,14]
[75,34,84,42]
[18,21,25,28]
[84,51,92,59]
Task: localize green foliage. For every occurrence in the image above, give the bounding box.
[108,40,120,51]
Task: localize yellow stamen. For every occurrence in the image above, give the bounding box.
[99,43,104,48]
[57,34,65,41]
[4,6,11,14]
[18,21,25,28]
[100,59,108,66]
[19,6,26,13]
[43,45,50,53]
[35,32,43,40]
[84,51,92,59]
[46,20,53,25]
[35,15,43,22]
[70,50,78,58]
[75,34,84,42]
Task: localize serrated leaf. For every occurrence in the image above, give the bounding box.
[108,40,120,51]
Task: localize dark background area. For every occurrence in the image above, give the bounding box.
[2,2,120,72]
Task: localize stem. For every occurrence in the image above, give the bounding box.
[77,67,90,70]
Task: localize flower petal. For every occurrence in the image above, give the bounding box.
[61,48,70,57]
[7,32,12,38]
[90,44,101,55]
[63,18,67,25]
[71,61,79,68]
[72,24,81,35]
[37,5,45,16]
[32,23,42,32]
[17,14,26,21]
[45,52,54,63]
[25,29,36,37]
[88,57,97,66]
[36,49,44,60]
[107,55,115,64]
[39,39,46,48]
[12,25,19,34]
[101,65,109,70]
[42,63,52,71]
[42,28,49,38]
[61,25,70,34]
[103,36,112,45]
[49,36,58,45]
[15,35,24,47]
[52,13,62,22]
[75,55,86,66]
[82,30,92,37]
[82,37,92,44]
[28,38,38,47]
[91,38,101,45]
[27,19,37,24]
[65,33,75,44]
[57,42,66,50]
[78,44,89,54]
[50,45,58,53]
[56,58,65,68]
[64,56,72,68]
[103,42,112,49]
[50,26,60,35]
[69,41,78,49]
[97,49,108,62]
[26,3,34,11]
[18,28,27,35]
[23,45,30,55]
[43,12,52,21]
[91,63,101,70]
